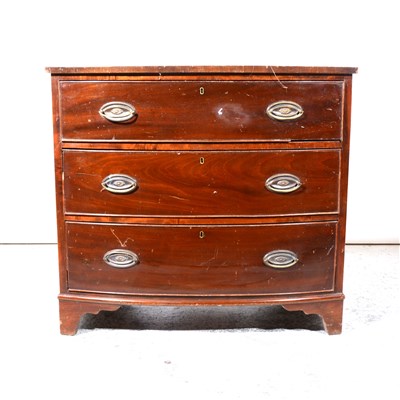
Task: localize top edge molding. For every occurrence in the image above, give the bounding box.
[46,66,358,76]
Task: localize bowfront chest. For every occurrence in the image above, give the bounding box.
[47,66,357,334]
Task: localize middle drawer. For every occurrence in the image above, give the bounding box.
[64,149,340,217]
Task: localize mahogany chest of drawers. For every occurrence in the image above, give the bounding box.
[47,66,357,335]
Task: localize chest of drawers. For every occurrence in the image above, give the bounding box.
[47,66,356,335]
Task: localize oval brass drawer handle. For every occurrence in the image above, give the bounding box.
[102,174,138,194]
[263,250,298,269]
[103,249,139,268]
[99,101,136,122]
[265,173,301,193]
[266,100,304,121]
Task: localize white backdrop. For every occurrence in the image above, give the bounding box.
[0,0,398,243]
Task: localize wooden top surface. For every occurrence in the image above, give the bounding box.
[46,65,358,75]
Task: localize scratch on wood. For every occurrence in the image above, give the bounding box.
[169,195,186,201]
[269,66,288,90]
[110,228,134,248]
[327,245,334,255]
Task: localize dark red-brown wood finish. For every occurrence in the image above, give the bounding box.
[63,149,340,216]
[66,221,337,295]
[59,80,344,142]
[48,66,357,335]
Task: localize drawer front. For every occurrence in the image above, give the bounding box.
[66,222,337,295]
[60,81,343,142]
[63,149,340,216]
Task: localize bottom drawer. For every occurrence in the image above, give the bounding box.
[65,221,337,296]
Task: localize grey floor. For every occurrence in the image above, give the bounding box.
[1,245,399,399]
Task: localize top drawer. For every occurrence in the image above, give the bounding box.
[59,81,344,142]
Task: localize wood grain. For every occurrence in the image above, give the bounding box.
[64,149,340,216]
[47,66,356,334]
[46,66,358,75]
[60,81,344,142]
[66,221,337,296]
